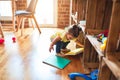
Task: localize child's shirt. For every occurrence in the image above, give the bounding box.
[50,30,69,42]
[50,28,76,42]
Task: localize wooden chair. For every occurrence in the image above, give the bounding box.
[15,0,41,36]
[0,13,4,38]
[0,22,4,38]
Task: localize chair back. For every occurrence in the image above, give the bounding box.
[26,0,38,13]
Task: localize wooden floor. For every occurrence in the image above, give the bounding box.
[0,28,84,80]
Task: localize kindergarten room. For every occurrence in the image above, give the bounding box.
[0,0,120,80]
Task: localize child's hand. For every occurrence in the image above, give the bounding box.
[49,45,54,52]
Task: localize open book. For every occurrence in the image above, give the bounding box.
[65,48,84,55]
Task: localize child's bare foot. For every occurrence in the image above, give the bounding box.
[56,53,65,57]
[61,48,70,53]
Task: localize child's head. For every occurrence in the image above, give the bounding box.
[66,24,82,40]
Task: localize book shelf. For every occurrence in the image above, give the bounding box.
[71,0,120,79]
[82,0,120,80]
[98,0,120,80]
[86,35,104,57]
[103,54,120,79]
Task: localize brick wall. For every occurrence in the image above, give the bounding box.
[16,0,28,27]
[57,0,70,28]
[16,0,26,10]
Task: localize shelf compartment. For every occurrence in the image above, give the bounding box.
[86,35,104,57]
[103,53,120,79]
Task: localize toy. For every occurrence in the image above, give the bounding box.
[102,37,107,44]
[100,37,107,51]
[0,38,4,44]
[71,12,78,24]
[96,29,108,42]
[68,69,98,80]
[12,37,16,42]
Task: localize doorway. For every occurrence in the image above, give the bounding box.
[35,0,57,27]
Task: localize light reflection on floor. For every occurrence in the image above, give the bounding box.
[3,28,63,80]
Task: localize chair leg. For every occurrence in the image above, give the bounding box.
[29,18,34,29]
[0,23,4,38]
[21,18,25,36]
[16,16,22,32]
[32,15,41,33]
[15,16,18,31]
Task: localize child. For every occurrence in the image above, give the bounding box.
[49,24,82,56]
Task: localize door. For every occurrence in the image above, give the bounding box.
[35,0,57,27]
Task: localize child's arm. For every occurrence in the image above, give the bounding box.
[49,36,61,52]
[75,40,84,48]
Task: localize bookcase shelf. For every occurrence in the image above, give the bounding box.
[82,0,120,80]
[86,35,104,57]
[103,54,120,79]
[71,0,120,79]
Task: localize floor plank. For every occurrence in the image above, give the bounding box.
[0,28,84,80]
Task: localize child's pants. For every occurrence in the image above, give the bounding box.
[56,41,70,53]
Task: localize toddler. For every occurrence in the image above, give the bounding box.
[49,24,82,56]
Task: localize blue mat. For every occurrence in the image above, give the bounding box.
[43,55,71,69]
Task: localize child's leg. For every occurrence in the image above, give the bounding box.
[61,41,70,49]
[61,41,70,53]
[56,41,62,53]
[56,41,70,54]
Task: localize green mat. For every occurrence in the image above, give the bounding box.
[43,55,71,69]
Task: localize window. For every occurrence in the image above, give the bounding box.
[0,1,12,20]
[0,0,57,27]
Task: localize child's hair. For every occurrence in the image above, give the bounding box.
[68,24,82,38]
